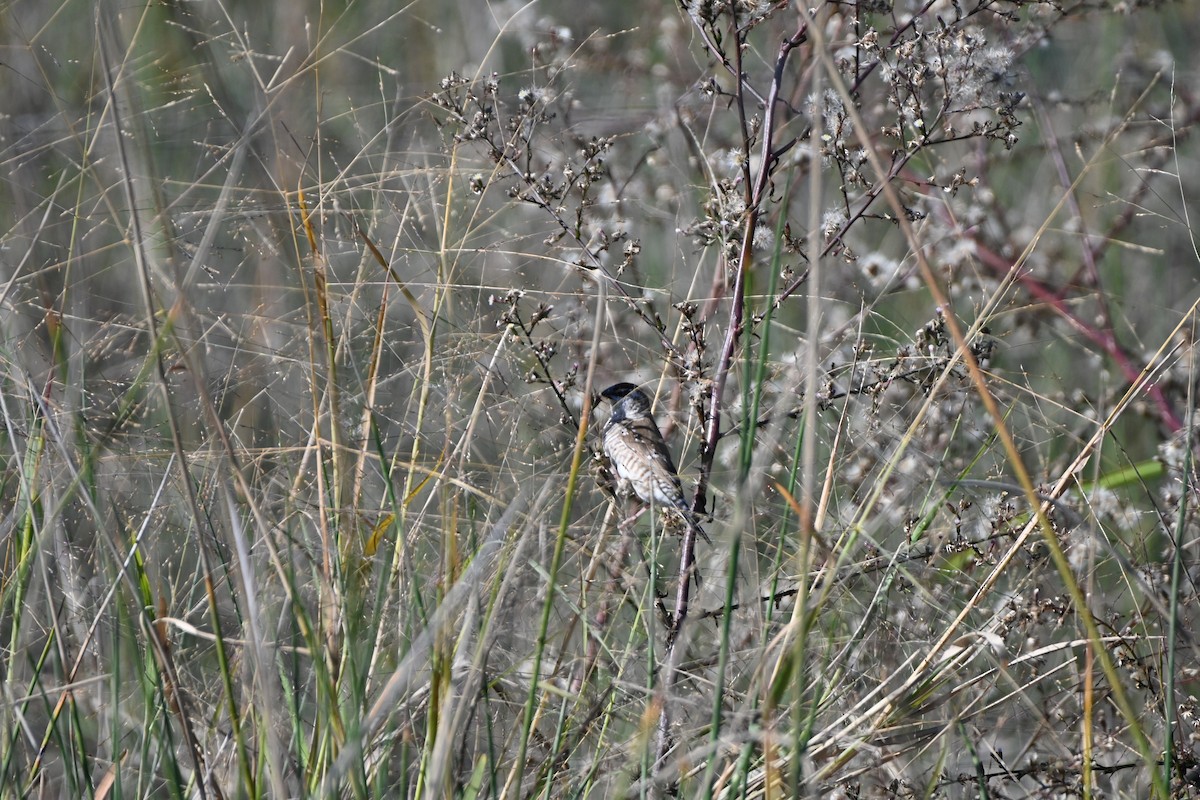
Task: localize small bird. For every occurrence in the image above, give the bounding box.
[600,382,710,543]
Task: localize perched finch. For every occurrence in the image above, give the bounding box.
[600,383,710,543]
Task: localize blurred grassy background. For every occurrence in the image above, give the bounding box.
[2,0,1199,797]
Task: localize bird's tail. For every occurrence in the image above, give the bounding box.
[684,510,712,545]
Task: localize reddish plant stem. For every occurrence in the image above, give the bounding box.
[655,11,809,776]
[971,240,1183,433]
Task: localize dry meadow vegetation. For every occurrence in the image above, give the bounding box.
[2,0,1200,797]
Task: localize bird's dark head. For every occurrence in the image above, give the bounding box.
[600,382,652,421]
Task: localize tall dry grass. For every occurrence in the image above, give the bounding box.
[0,0,1198,797]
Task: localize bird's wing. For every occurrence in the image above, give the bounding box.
[626,418,683,483]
